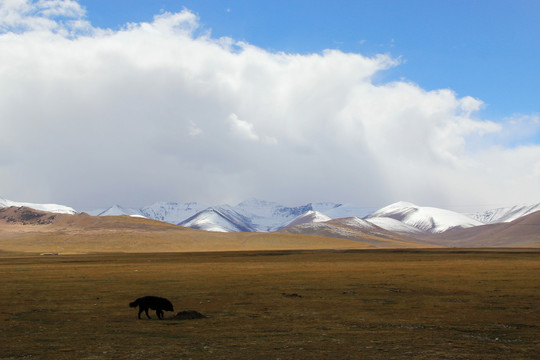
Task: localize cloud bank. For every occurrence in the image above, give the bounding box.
[1,0,539,211]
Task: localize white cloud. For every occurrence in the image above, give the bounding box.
[228,113,259,141]
[0,3,539,210]
[0,0,87,33]
[36,0,85,18]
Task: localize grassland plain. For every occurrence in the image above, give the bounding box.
[0,249,538,359]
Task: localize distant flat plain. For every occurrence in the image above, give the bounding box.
[0,249,538,359]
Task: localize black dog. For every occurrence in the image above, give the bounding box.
[129,296,174,319]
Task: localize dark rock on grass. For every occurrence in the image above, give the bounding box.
[171,310,207,320]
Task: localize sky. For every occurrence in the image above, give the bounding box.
[0,0,539,212]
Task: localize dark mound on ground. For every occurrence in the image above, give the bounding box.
[171,310,207,320]
[281,293,303,298]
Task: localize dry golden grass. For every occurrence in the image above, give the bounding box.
[0,249,538,359]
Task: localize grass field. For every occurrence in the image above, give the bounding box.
[0,249,538,359]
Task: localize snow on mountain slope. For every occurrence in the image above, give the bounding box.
[469,203,540,224]
[0,197,77,214]
[318,204,376,219]
[96,205,143,217]
[327,216,424,239]
[281,216,430,248]
[84,199,379,232]
[179,206,256,232]
[428,210,540,248]
[329,217,377,230]
[232,200,375,231]
[233,199,314,231]
[211,205,258,232]
[85,199,539,234]
[366,217,424,234]
[140,202,207,224]
[285,210,332,227]
[84,208,107,216]
[366,201,482,233]
[179,200,351,232]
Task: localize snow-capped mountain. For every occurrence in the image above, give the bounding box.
[92,204,144,217]
[231,199,310,231]
[82,198,539,235]
[85,202,207,222]
[84,198,377,232]
[428,210,540,248]
[314,203,376,219]
[229,199,376,232]
[280,216,431,248]
[366,216,424,234]
[366,201,483,233]
[285,210,332,227]
[140,202,207,224]
[0,197,77,215]
[179,206,257,232]
[328,216,377,230]
[3,193,538,241]
[469,203,540,224]
[201,199,350,232]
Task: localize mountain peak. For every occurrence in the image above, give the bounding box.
[381,201,418,211]
[179,206,256,232]
[97,205,141,217]
[367,201,482,233]
[285,210,332,227]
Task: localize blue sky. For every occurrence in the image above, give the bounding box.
[82,0,540,124]
[1,0,539,210]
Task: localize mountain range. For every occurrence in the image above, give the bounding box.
[0,206,416,253]
[84,199,376,233]
[1,196,539,246]
[80,198,540,235]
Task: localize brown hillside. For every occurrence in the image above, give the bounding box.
[280,217,434,248]
[0,206,59,225]
[427,210,540,247]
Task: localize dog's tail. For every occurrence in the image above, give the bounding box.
[129,299,139,308]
